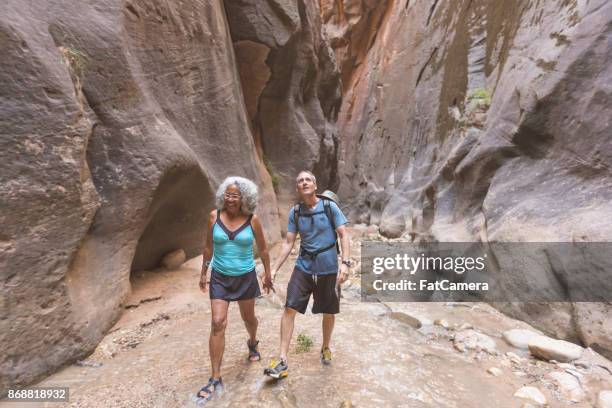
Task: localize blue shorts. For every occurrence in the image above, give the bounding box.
[209,268,261,301]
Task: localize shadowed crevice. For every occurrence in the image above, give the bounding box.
[131,165,213,272]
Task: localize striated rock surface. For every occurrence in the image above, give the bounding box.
[319,0,392,94]
[326,0,612,356]
[0,0,281,390]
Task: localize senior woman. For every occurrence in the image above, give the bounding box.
[196,176,273,403]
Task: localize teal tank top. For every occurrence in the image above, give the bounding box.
[211,211,256,276]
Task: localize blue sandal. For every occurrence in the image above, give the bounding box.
[196,377,223,404]
[247,339,261,362]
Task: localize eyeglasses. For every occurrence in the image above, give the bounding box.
[224,193,241,199]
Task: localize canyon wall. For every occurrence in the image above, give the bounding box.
[323,0,612,357]
[224,0,342,210]
[0,0,338,390]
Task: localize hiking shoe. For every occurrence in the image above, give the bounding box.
[264,358,288,379]
[320,347,332,365]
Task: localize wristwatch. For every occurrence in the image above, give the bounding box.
[341,260,352,267]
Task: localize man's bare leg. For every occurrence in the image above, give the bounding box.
[322,313,334,350]
[279,307,298,362]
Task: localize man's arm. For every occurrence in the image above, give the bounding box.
[337,225,350,284]
[271,231,297,281]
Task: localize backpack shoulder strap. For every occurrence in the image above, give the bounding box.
[323,199,341,254]
[323,199,335,230]
[293,204,301,233]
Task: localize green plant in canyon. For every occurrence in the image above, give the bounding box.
[295,332,314,354]
[263,154,281,192]
[60,46,86,78]
[467,87,491,108]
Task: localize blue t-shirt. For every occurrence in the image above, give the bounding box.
[287,199,348,275]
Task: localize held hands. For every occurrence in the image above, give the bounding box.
[262,272,275,294]
[338,263,350,284]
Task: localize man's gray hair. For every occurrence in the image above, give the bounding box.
[295,170,316,185]
[215,176,259,214]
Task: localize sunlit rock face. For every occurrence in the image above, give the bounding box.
[224,0,342,212]
[324,0,612,356]
[0,0,280,390]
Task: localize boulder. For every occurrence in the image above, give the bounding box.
[503,329,540,350]
[505,351,525,365]
[528,336,583,363]
[486,367,502,377]
[514,386,547,406]
[385,312,422,329]
[434,319,450,329]
[456,323,473,331]
[161,249,186,270]
[546,371,584,402]
[453,329,497,354]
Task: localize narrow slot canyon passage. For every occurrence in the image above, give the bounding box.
[1,0,611,406]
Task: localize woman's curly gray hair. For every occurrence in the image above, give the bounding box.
[215,176,259,214]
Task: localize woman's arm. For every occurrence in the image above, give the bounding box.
[251,214,274,293]
[199,210,217,291]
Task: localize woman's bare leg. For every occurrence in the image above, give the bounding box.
[238,298,258,344]
[210,299,230,379]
